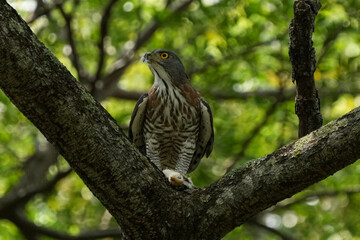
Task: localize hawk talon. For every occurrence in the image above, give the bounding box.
[163,169,194,189]
[170,175,185,186]
[163,169,184,186]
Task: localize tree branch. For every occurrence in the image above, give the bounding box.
[277,188,360,209]
[57,4,89,82]
[316,23,345,66]
[93,0,194,100]
[27,0,64,24]
[289,0,323,138]
[225,99,283,173]
[0,168,71,213]
[0,142,59,213]
[248,220,299,240]
[1,2,360,239]
[9,210,121,240]
[108,85,360,103]
[95,0,119,81]
[109,87,144,100]
[187,34,287,76]
[198,107,360,239]
[209,85,360,102]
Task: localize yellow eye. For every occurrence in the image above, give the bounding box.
[160,52,169,59]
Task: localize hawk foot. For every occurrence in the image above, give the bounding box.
[163,169,193,188]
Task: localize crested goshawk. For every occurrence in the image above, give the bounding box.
[129,49,214,187]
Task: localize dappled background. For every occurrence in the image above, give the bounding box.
[1,0,360,239]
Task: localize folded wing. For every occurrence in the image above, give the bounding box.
[129,93,149,155]
[188,99,214,173]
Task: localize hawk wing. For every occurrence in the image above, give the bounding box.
[129,93,148,155]
[188,99,214,173]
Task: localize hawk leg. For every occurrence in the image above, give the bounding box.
[174,137,197,175]
[163,169,193,188]
[145,136,162,170]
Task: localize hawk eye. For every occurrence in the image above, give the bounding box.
[160,52,169,59]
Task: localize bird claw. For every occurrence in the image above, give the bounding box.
[163,169,184,186]
[163,169,193,188]
[170,175,184,186]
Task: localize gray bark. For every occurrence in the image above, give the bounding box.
[289,0,323,137]
[1,2,360,239]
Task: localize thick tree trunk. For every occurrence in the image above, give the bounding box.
[1,2,360,239]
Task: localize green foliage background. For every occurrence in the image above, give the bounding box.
[1,0,360,239]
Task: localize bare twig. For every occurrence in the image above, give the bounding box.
[277,188,360,209]
[58,4,89,82]
[10,210,121,240]
[289,0,323,138]
[225,98,283,173]
[188,34,288,76]
[0,169,71,212]
[108,83,360,102]
[248,220,299,240]
[316,24,344,65]
[316,5,358,66]
[94,0,194,99]
[95,0,119,81]
[109,87,145,100]
[27,0,65,24]
[210,88,294,101]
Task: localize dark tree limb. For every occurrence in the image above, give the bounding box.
[289,0,323,138]
[316,23,345,66]
[8,210,121,240]
[108,86,360,103]
[187,34,288,76]
[109,87,145,100]
[27,0,65,24]
[1,2,360,240]
[248,220,299,240]
[57,3,89,82]
[0,168,71,213]
[0,143,59,212]
[209,86,360,102]
[93,0,194,100]
[277,188,360,209]
[225,99,283,173]
[0,144,71,237]
[95,0,119,81]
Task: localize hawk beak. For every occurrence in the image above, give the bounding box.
[141,52,151,64]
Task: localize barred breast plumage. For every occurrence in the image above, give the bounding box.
[144,79,200,174]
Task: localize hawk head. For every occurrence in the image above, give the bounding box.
[141,49,189,85]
